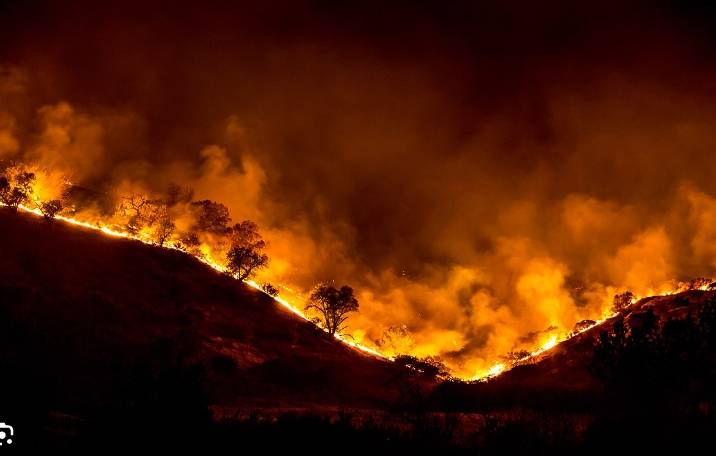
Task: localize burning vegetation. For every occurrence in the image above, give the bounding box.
[6,1,716,383]
[0,160,387,360]
[4,1,716,450]
[3,157,716,381]
[2,95,716,382]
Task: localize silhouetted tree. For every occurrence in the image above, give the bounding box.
[227,246,269,280]
[571,319,597,335]
[119,193,167,232]
[190,200,231,234]
[38,199,63,221]
[0,167,35,212]
[261,283,279,297]
[305,284,359,336]
[226,220,269,280]
[230,220,261,246]
[119,193,180,245]
[153,215,176,247]
[179,232,201,253]
[612,291,635,314]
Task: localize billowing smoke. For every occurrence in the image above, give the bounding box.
[3,1,716,376]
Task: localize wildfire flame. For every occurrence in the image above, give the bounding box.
[8,201,387,360]
[471,280,713,381]
[3,172,712,381]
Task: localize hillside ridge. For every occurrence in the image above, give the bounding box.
[0,208,402,416]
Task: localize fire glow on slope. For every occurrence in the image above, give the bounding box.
[12,203,387,359]
[6,202,710,381]
[473,280,713,381]
[476,334,561,380]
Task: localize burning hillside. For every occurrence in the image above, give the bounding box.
[4,1,716,380]
[4,2,716,450]
[474,288,716,388]
[0,208,402,414]
[3,206,714,452]
[2,160,714,384]
[0,163,385,359]
[5,98,716,381]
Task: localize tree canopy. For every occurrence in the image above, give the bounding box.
[226,220,269,280]
[305,284,359,336]
[0,166,35,212]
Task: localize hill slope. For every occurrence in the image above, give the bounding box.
[431,289,716,411]
[495,289,714,389]
[0,209,402,424]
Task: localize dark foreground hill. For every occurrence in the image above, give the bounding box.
[0,208,409,449]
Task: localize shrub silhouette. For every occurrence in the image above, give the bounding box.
[190,200,231,234]
[152,215,176,246]
[261,282,279,297]
[0,167,35,212]
[38,199,63,221]
[611,291,635,314]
